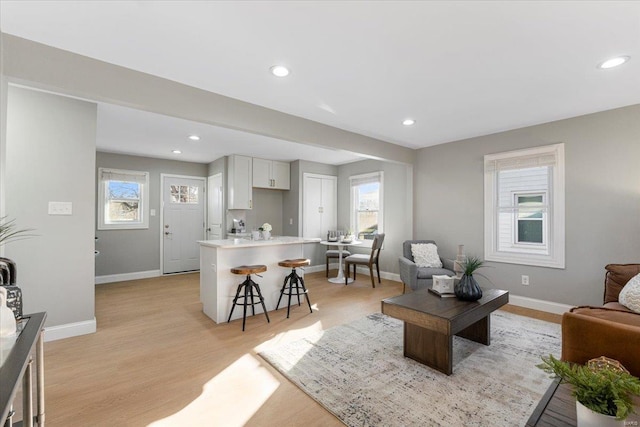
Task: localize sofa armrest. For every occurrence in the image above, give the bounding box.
[398,256,417,290]
[562,309,640,377]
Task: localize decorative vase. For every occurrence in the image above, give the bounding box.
[454,274,483,301]
[0,257,22,319]
[261,230,271,240]
[576,400,623,427]
[0,287,17,337]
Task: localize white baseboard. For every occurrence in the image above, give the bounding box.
[508,294,573,315]
[95,269,161,284]
[44,318,96,342]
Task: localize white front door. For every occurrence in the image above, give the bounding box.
[207,174,223,240]
[162,176,205,274]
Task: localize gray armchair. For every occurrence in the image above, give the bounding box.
[399,240,455,293]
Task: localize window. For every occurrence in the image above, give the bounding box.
[170,185,199,204]
[484,144,564,268]
[350,172,383,247]
[98,168,149,230]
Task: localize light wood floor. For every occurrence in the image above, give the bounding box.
[42,271,559,426]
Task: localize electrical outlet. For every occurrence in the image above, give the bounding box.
[521,275,529,286]
[289,218,293,225]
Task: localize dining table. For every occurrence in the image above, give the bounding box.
[320,240,362,284]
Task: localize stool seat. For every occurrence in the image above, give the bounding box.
[231,265,267,275]
[278,259,311,268]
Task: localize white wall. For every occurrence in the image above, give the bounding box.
[5,86,97,332]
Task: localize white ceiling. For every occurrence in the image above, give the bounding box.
[2,1,639,163]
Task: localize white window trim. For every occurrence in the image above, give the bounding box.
[98,167,150,230]
[349,171,384,248]
[484,144,565,268]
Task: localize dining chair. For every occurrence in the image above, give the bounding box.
[344,233,385,287]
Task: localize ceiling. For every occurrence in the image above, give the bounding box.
[1,1,639,164]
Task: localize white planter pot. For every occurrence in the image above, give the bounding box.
[576,401,623,427]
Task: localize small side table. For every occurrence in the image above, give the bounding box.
[1,312,47,427]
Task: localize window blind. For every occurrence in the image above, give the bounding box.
[349,172,381,187]
[485,152,556,173]
[99,169,148,184]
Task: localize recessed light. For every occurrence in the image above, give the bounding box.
[598,56,630,69]
[270,65,290,77]
[402,119,416,126]
[188,135,200,141]
[172,150,182,154]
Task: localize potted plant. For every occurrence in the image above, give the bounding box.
[538,354,640,426]
[260,223,272,240]
[454,256,485,301]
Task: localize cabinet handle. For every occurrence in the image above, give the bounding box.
[250,200,252,209]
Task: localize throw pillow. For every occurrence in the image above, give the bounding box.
[411,243,442,268]
[619,273,640,314]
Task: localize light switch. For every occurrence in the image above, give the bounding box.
[150,209,156,216]
[48,201,72,215]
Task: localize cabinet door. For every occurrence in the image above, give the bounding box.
[303,174,337,238]
[321,177,337,231]
[252,158,272,189]
[272,161,290,190]
[228,155,252,209]
[303,176,323,238]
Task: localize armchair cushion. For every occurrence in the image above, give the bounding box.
[417,267,456,279]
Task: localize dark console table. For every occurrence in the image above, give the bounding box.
[1,312,47,427]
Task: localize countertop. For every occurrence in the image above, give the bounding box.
[199,236,321,249]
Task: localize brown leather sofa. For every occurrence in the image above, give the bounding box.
[561,264,640,376]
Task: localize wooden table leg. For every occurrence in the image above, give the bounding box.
[404,322,453,375]
[456,315,490,345]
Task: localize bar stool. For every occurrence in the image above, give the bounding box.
[228,265,270,331]
[276,259,312,318]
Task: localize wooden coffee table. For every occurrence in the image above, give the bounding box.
[381,288,508,375]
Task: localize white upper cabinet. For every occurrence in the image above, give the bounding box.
[252,158,290,190]
[227,155,252,209]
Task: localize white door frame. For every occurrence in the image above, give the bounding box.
[160,173,207,275]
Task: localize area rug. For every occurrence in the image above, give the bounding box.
[259,311,561,426]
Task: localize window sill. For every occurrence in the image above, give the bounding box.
[485,252,564,269]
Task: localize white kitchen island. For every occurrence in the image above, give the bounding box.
[199,236,320,323]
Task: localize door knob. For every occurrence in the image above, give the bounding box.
[165,231,172,235]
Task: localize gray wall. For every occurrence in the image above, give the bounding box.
[5,86,96,327]
[95,152,208,276]
[337,160,413,275]
[245,188,284,235]
[415,104,640,306]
